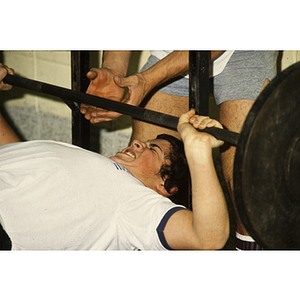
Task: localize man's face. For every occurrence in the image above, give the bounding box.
[110,139,172,194]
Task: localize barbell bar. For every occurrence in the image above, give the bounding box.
[3,74,240,146]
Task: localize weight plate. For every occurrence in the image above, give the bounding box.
[234,61,300,249]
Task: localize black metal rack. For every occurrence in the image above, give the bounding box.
[70,51,90,150]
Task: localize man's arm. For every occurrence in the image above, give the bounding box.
[136,51,223,91]
[164,110,229,250]
[113,51,190,105]
[101,51,132,77]
[0,64,21,145]
[80,51,131,122]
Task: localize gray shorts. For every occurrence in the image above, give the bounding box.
[140,51,279,105]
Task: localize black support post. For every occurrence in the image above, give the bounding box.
[189,51,210,116]
[71,51,90,149]
[188,51,210,211]
[189,51,197,110]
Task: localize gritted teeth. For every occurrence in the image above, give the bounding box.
[124,149,136,158]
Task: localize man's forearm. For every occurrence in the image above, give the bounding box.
[140,51,225,92]
[187,143,229,249]
[102,51,131,77]
[141,51,189,91]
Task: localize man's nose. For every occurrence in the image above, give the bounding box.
[131,140,146,151]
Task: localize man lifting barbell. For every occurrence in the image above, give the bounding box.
[0,64,229,250]
[2,58,299,249]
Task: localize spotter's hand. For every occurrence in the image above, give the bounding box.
[0,64,14,91]
[81,70,149,124]
[178,110,224,149]
[80,67,126,123]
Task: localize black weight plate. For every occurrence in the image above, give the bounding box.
[234,61,300,249]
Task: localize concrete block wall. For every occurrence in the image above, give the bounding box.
[1,51,71,118]
[281,50,300,70]
[1,51,72,144]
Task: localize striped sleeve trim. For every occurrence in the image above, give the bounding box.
[156,206,187,250]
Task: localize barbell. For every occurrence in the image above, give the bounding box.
[3,61,300,249]
[3,73,240,146]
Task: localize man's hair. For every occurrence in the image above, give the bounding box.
[156,134,191,208]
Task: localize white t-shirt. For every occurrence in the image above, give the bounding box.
[150,50,234,77]
[0,141,184,250]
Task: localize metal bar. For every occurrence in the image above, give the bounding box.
[3,74,240,145]
[189,51,210,115]
[198,51,210,115]
[189,51,197,110]
[71,51,90,149]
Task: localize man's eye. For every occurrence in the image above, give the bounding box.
[149,145,157,152]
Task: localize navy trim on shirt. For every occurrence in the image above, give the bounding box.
[156,206,187,250]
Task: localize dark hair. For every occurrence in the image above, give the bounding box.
[156,134,191,208]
